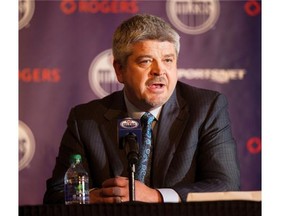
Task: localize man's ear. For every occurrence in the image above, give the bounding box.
[113,60,124,83]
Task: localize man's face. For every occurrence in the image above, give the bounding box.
[114,40,178,111]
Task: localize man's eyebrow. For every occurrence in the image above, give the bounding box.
[135,54,175,59]
[135,55,153,60]
[163,54,176,58]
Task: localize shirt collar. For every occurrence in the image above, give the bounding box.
[124,93,162,120]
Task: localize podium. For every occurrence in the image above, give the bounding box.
[19,191,261,216]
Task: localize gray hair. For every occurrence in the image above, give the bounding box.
[112,14,180,67]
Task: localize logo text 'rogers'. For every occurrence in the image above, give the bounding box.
[60,0,139,15]
[19,68,61,83]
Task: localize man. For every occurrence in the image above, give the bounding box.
[43,14,240,204]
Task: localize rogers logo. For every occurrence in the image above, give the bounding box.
[166,0,220,35]
[244,0,261,16]
[19,121,36,171]
[19,68,61,83]
[89,49,123,98]
[60,0,139,15]
[19,0,35,30]
[246,137,261,154]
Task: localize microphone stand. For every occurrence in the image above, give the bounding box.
[123,133,139,202]
[128,161,136,201]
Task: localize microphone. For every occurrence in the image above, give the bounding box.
[118,118,142,165]
[118,118,142,202]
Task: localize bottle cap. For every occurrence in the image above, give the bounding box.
[70,154,82,163]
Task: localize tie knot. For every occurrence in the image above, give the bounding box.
[141,112,154,126]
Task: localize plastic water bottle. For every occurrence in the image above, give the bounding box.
[64,154,89,204]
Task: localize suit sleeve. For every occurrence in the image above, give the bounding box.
[172,94,240,201]
[43,107,88,204]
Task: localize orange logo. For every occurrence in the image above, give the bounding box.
[246,137,261,154]
[244,0,261,16]
[19,68,61,83]
[60,0,139,15]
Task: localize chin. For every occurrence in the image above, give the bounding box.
[145,97,168,109]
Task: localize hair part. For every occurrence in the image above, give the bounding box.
[112,14,180,67]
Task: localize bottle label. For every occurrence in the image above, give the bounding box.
[65,176,89,204]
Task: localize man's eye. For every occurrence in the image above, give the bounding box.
[139,59,152,66]
[142,59,152,63]
[164,58,173,63]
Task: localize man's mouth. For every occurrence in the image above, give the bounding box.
[149,83,165,89]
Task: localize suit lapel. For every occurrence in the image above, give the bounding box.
[152,87,189,187]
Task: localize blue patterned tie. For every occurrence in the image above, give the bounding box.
[135,112,155,185]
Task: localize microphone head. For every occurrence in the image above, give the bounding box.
[118,118,142,149]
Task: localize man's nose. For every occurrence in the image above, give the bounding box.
[150,61,165,76]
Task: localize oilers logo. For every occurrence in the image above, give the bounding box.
[19,0,35,30]
[166,0,220,35]
[120,118,139,129]
[89,49,123,98]
[19,121,36,171]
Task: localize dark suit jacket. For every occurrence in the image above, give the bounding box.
[43,81,240,204]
